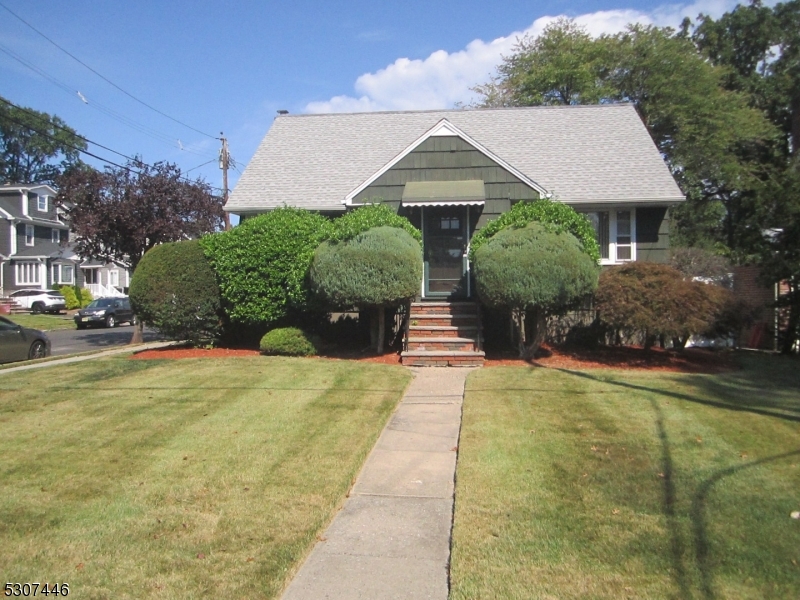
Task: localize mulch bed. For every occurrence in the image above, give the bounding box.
[130,343,737,373]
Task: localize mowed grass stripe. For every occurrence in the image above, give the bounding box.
[0,356,411,599]
[451,355,800,600]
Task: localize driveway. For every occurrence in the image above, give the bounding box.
[47,325,166,356]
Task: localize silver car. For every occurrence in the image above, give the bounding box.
[0,315,51,363]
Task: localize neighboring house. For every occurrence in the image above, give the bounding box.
[226,104,684,300]
[0,184,128,298]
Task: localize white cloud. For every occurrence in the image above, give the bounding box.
[305,0,749,114]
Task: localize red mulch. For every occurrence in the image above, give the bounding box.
[130,343,736,373]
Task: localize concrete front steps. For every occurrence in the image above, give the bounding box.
[0,298,25,315]
[401,301,484,367]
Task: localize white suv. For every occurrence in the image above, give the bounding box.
[8,289,67,314]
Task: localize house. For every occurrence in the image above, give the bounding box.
[0,184,129,298]
[226,104,684,300]
[225,104,685,365]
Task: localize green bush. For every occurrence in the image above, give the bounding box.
[310,226,422,352]
[473,222,599,357]
[129,240,222,344]
[59,285,80,310]
[595,262,728,350]
[200,208,333,326]
[79,288,93,308]
[469,199,600,262]
[329,204,421,243]
[259,327,319,356]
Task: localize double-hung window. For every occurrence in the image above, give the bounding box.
[25,224,35,246]
[580,209,636,264]
[38,194,48,212]
[52,264,74,284]
[52,228,61,244]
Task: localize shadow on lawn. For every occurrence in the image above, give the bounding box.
[559,365,800,599]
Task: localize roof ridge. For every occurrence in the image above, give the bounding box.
[283,102,634,118]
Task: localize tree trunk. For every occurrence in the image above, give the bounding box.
[517,307,547,360]
[643,329,653,351]
[130,319,144,344]
[376,306,386,354]
[369,308,378,351]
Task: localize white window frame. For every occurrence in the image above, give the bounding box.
[52,228,61,244]
[580,208,637,265]
[15,262,42,286]
[37,194,48,212]
[51,263,74,285]
[25,224,35,246]
[109,269,120,287]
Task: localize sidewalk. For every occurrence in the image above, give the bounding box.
[281,366,474,600]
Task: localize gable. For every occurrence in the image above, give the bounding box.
[352,136,540,211]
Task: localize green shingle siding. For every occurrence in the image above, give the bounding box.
[636,206,670,263]
[354,136,539,232]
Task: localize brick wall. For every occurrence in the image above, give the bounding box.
[733,266,776,350]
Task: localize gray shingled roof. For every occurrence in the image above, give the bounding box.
[227,104,684,213]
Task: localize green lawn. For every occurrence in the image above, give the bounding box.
[6,313,76,331]
[0,356,411,599]
[451,353,800,599]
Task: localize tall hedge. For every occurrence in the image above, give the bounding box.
[469,199,600,262]
[310,226,422,352]
[473,222,599,357]
[129,240,222,344]
[329,204,421,243]
[199,208,333,326]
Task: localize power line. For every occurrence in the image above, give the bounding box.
[0,99,225,191]
[0,43,216,159]
[0,0,217,140]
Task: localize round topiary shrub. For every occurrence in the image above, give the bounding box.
[310,226,422,353]
[469,198,600,262]
[473,222,599,357]
[329,204,422,243]
[259,327,318,356]
[199,207,333,327]
[129,240,222,344]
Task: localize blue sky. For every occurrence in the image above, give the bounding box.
[0,0,750,195]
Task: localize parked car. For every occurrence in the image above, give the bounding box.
[0,315,50,363]
[9,289,66,314]
[74,297,137,329]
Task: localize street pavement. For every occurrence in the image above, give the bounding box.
[46,325,165,356]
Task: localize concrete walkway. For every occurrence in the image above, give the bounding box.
[281,367,474,600]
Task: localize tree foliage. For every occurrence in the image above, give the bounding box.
[595,262,729,349]
[58,160,224,271]
[0,96,86,184]
[129,240,222,345]
[200,207,333,327]
[310,226,422,353]
[469,199,600,262]
[328,203,421,243]
[473,222,599,357]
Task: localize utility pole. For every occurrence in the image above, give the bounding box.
[219,132,231,231]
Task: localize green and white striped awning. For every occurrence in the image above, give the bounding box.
[401,180,485,206]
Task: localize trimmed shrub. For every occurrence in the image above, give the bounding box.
[473,222,600,357]
[129,240,222,344]
[59,285,80,310]
[259,327,318,356]
[200,207,333,327]
[329,204,421,243]
[595,262,729,350]
[469,198,600,262]
[310,226,422,352]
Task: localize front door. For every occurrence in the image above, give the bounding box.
[423,206,469,298]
